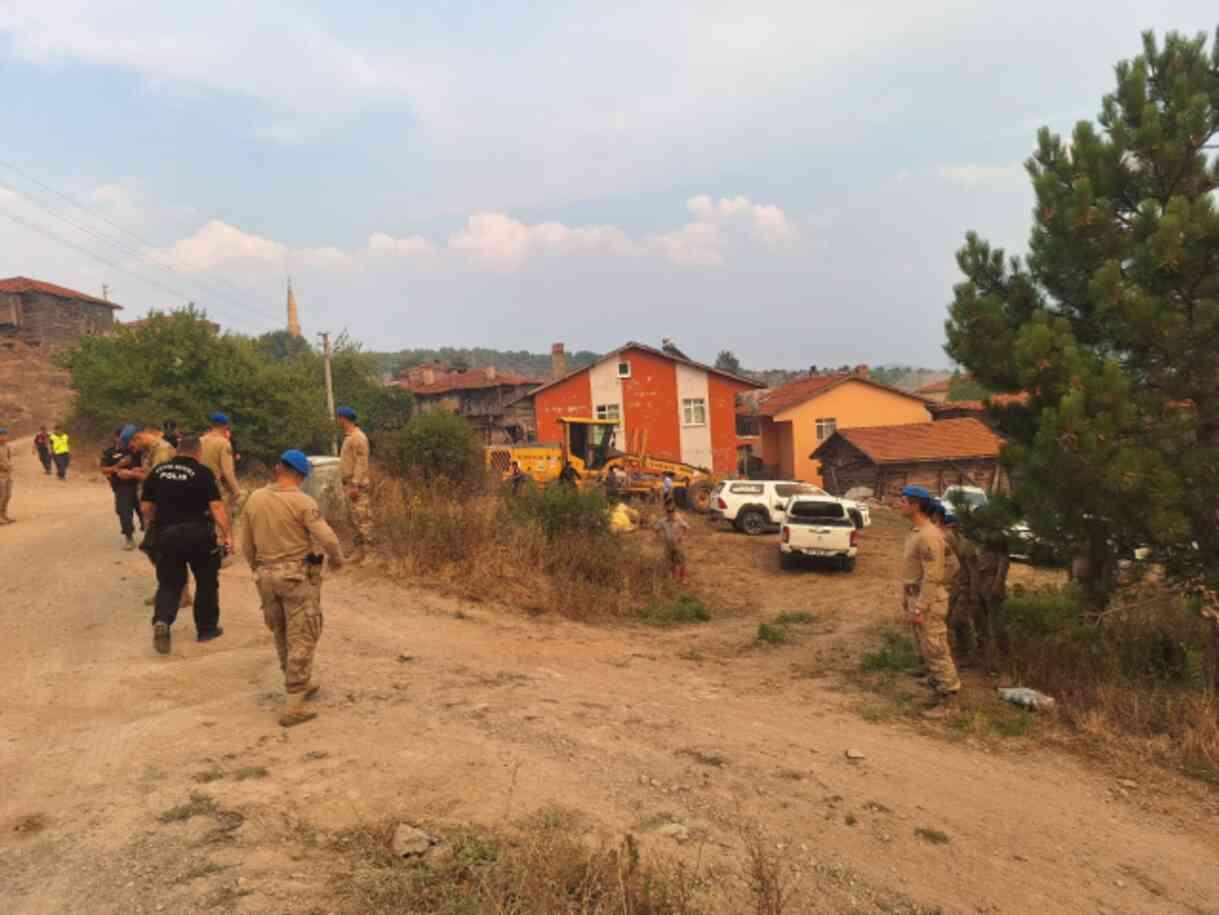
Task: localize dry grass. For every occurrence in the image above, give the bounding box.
[332,812,709,915]
[372,479,684,620]
[998,584,1219,782]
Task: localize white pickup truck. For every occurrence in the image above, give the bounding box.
[779,497,859,571]
[710,480,871,535]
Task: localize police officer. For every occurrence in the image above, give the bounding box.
[0,426,13,524]
[898,484,960,717]
[49,422,71,480]
[336,406,371,562]
[241,450,344,727]
[126,424,191,608]
[140,434,231,655]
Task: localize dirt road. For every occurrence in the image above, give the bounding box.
[2,442,1217,914]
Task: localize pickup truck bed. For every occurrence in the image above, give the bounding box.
[780,499,859,571]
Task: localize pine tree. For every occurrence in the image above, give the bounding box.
[715,350,743,374]
[946,29,1219,611]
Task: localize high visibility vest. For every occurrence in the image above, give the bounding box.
[50,433,70,455]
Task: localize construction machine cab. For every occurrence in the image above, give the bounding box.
[560,418,618,472]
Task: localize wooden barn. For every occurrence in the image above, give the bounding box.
[810,417,1007,498]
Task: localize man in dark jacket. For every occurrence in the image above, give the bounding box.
[140,434,232,654]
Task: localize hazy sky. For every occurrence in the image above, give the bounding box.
[1,3,1215,368]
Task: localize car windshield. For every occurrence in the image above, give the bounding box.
[947,489,987,509]
[787,500,846,520]
[774,483,824,498]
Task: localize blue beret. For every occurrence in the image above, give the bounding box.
[209,412,230,425]
[280,449,311,477]
[119,424,137,444]
[336,406,357,420]
[900,484,931,500]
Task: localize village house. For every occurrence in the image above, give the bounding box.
[915,377,953,403]
[735,368,932,484]
[810,417,1006,498]
[928,391,1030,425]
[530,341,763,473]
[0,276,122,348]
[392,363,541,444]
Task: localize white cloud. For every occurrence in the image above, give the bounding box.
[154,195,798,274]
[447,212,638,269]
[937,163,1026,189]
[367,232,437,259]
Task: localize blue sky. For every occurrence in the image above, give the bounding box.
[1,2,1215,368]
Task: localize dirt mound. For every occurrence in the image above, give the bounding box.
[0,339,74,435]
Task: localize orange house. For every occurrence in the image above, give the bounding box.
[531,342,763,473]
[737,371,932,485]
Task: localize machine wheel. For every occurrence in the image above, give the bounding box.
[739,509,768,536]
[839,555,857,572]
[685,479,715,514]
[779,551,798,571]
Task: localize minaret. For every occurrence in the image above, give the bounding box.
[286,278,302,337]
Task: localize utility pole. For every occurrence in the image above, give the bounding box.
[319,331,338,456]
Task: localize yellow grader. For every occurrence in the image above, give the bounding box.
[486,417,719,512]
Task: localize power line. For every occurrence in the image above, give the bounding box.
[0,158,269,311]
[0,205,278,332]
[0,163,286,328]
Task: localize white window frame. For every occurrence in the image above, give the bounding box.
[595,403,621,422]
[815,417,837,441]
[682,397,707,427]
[616,360,632,378]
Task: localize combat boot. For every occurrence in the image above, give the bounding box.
[304,680,321,700]
[124,535,136,551]
[922,693,959,720]
[279,693,318,728]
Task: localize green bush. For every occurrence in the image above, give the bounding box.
[59,309,408,466]
[641,596,711,626]
[860,632,920,672]
[503,483,610,541]
[757,623,787,644]
[379,410,482,483]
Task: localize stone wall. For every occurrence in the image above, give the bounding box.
[0,291,117,348]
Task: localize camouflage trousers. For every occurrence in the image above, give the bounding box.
[347,485,373,547]
[256,560,324,695]
[907,589,961,695]
[0,477,11,518]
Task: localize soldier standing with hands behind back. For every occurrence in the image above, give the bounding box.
[241,450,344,727]
[898,485,960,718]
[337,406,371,562]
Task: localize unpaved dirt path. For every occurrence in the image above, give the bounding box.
[1,441,1217,914]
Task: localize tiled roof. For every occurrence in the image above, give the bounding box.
[745,374,846,415]
[811,417,1003,463]
[916,378,952,394]
[402,369,542,395]
[745,373,929,417]
[929,392,1030,413]
[529,341,765,396]
[0,276,122,309]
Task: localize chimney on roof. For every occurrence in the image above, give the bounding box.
[485,366,496,381]
[551,343,567,379]
[852,364,869,378]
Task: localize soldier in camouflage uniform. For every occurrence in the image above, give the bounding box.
[930,501,971,656]
[0,426,13,524]
[241,449,344,727]
[336,406,372,562]
[899,485,960,718]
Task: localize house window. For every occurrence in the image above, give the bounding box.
[736,416,760,437]
[596,403,621,422]
[617,360,631,378]
[682,398,707,426]
[815,417,837,441]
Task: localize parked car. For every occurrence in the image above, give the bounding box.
[779,498,859,571]
[942,484,989,511]
[710,480,870,535]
